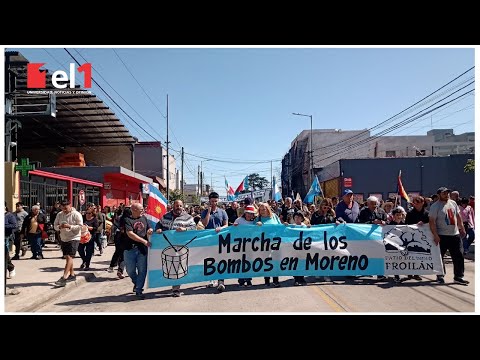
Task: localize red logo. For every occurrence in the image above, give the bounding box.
[27,62,92,89]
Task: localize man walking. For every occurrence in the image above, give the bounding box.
[429,187,469,285]
[21,205,47,260]
[53,199,83,287]
[201,192,228,292]
[155,200,196,297]
[12,202,28,260]
[124,202,153,300]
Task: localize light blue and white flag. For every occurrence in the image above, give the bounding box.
[272,176,282,202]
[303,175,323,204]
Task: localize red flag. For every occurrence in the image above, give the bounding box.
[397,170,410,203]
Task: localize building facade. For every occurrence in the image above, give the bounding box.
[282,128,475,199]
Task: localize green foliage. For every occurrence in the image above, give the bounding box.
[169,189,184,202]
[464,159,475,173]
[247,173,269,190]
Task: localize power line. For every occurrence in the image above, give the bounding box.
[312,88,474,166]
[73,49,169,145]
[65,48,170,147]
[288,76,475,175]
[307,67,475,155]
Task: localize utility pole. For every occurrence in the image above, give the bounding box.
[166,94,170,203]
[270,160,273,200]
[292,112,313,189]
[197,165,200,196]
[181,146,184,199]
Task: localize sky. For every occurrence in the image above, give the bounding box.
[4,46,476,196]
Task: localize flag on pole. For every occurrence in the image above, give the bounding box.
[144,184,167,229]
[235,176,249,195]
[304,175,323,204]
[225,177,236,201]
[397,170,410,203]
[272,176,282,202]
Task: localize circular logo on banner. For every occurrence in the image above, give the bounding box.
[79,190,86,205]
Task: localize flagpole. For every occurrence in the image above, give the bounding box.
[271,161,273,201]
[395,170,400,208]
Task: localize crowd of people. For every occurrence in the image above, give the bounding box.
[5,186,474,299]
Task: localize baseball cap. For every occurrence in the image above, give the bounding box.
[437,187,451,194]
[343,189,354,195]
[244,205,255,214]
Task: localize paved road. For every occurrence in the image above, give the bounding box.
[35,256,475,313]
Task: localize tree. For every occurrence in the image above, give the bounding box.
[247,173,269,190]
[464,159,475,173]
[169,189,184,203]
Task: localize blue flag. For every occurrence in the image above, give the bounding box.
[303,175,323,204]
[272,176,282,202]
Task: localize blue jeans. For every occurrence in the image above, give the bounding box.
[28,233,43,257]
[124,247,148,295]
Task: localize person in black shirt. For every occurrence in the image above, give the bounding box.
[358,196,387,225]
[310,198,336,225]
[405,197,429,281]
[405,196,429,226]
[124,203,152,300]
[358,196,388,281]
[225,201,239,226]
[388,207,409,283]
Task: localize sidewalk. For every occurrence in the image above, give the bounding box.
[5,243,116,312]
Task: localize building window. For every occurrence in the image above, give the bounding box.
[385,150,396,158]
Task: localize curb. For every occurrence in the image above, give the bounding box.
[9,270,104,313]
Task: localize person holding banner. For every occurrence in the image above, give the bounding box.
[201,192,229,292]
[255,202,282,287]
[429,187,469,285]
[233,205,256,287]
[155,200,196,297]
[310,199,336,225]
[335,190,360,224]
[289,211,309,286]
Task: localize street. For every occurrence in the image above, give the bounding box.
[32,254,474,313]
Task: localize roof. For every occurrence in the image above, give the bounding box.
[5,51,136,149]
[39,166,153,184]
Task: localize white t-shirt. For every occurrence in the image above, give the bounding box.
[233,217,255,226]
[429,199,460,236]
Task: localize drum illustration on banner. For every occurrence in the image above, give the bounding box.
[78,190,86,206]
[161,234,197,279]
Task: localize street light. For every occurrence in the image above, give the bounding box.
[292,112,313,187]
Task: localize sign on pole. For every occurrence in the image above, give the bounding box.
[79,190,86,206]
